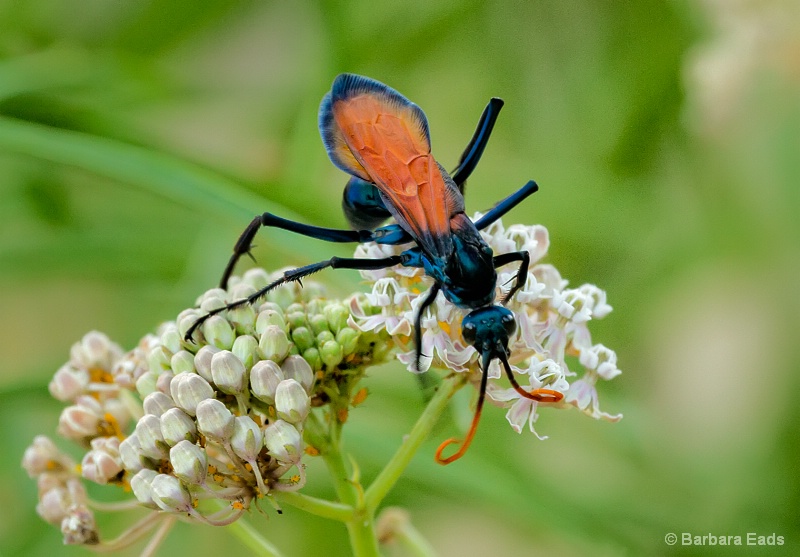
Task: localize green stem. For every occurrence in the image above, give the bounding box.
[226,517,286,557]
[273,491,354,522]
[365,374,465,512]
[323,420,381,557]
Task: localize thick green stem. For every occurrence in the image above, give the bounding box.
[365,374,466,512]
[323,420,381,557]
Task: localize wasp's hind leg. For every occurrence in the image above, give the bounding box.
[218,212,411,289]
[189,254,409,342]
[493,250,530,304]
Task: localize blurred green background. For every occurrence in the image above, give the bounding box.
[2,1,798,555]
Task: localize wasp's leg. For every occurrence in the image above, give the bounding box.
[189,254,408,342]
[493,250,530,304]
[412,283,441,371]
[451,98,504,191]
[473,180,539,230]
[219,212,411,288]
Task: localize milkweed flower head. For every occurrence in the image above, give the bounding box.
[23,269,392,549]
[349,214,622,438]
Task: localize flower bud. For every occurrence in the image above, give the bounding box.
[118,434,146,473]
[228,303,256,335]
[135,414,169,460]
[147,345,172,374]
[170,372,214,416]
[256,309,286,335]
[150,474,193,513]
[244,268,271,289]
[160,407,198,446]
[61,503,99,545]
[230,416,263,461]
[203,315,235,350]
[200,295,226,313]
[286,311,307,330]
[325,303,350,332]
[291,326,315,353]
[155,370,175,395]
[336,328,359,355]
[280,355,315,393]
[177,312,203,341]
[159,325,182,355]
[37,486,70,525]
[232,335,259,370]
[263,420,302,464]
[259,325,290,362]
[320,339,344,369]
[302,347,322,371]
[193,345,220,382]
[170,350,196,375]
[195,399,234,442]
[70,331,121,371]
[49,365,88,402]
[135,371,158,398]
[250,360,284,404]
[143,392,175,416]
[81,437,122,484]
[275,379,310,424]
[57,396,102,442]
[129,469,159,509]
[316,330,335,345]
[309,314,330,336]
[211,350,247,395]
[169,440,207,485]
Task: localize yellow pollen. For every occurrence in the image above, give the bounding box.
[232,500,245,510]
[438,321,452,335]
[290,474,301,483]
[351,387,368,407]
[304,446,320,456]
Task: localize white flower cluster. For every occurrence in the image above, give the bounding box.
[23,269,390,546]
[349,215,623,438]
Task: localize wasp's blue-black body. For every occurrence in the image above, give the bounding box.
[187,74,562,463]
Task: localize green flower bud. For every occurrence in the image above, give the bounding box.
[281,355,315,393]
[170,372,214,416]
[159,325,182,355]
[250,360,284,404]
[228,303,256,335]
[170,350,196,375]
[137,371,159,399]
[230,416,263,461]
[177,312,203,343]
[286,311,307,330]
[150,473,193,513]
[202,315,234,350]
[256,309,286,335]
[291,326,315,353]
[320,339,344,369]
[232,335,258,370]
[324,303,350,332]
[143,392,176,416]
[309,314,330,336]
[259,325,290,362]
[336,328,360,355]
[243,268,270,290]
[160,407,198,446]
[147,346,172,374]
[302,347,322,371]
[199,295,226,313]
[268,282,298,308]
[195,399,234,442]
[210,350,247,395]
[156,370,175,395]
[275,379,310,424]
[263,420,302,464]
[301,282,326,301]
[130,469,159,509]
[316,330,335,345]
[135,414,169,460]
[230,283,257,300]
[257,301,283,314]
[193,345,220,382]
[169,440,207,485]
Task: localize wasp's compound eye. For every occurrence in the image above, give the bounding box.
[501,312,516,336]
[462,322,477,344]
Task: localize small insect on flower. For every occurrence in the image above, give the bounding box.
[186,74,563,463]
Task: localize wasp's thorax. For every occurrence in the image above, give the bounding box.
[438,214,497,309]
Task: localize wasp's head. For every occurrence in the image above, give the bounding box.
[461,305,516,357]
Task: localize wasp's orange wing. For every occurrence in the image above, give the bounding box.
[319,74,455,259]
